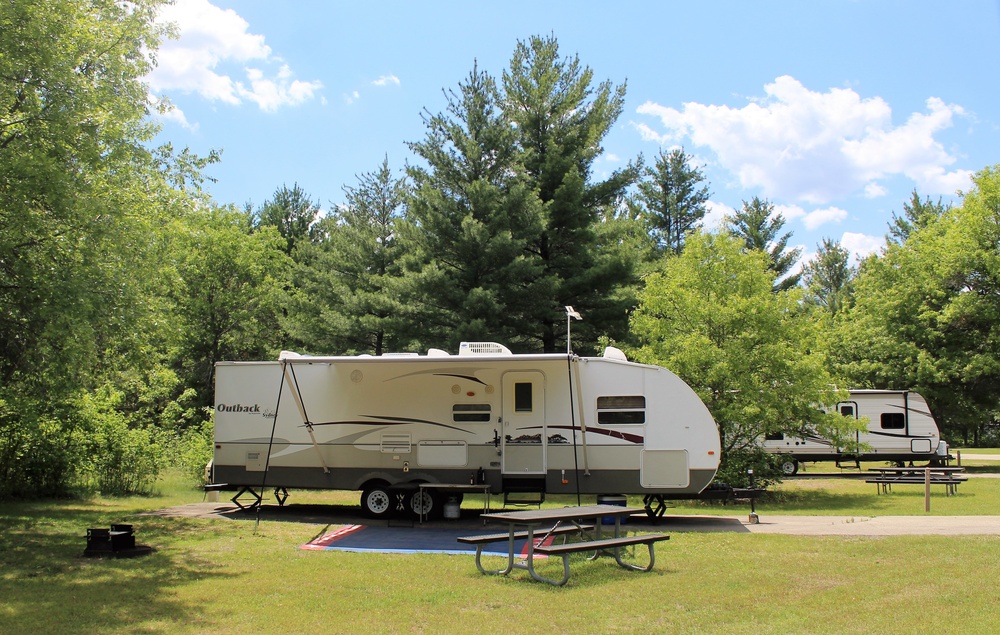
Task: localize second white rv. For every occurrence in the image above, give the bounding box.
[763,389,948,474]
[212,343,721,518]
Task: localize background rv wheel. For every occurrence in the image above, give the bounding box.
[361,485,393,519]
[780,459,799,476]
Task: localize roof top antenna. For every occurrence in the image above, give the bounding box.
[565,306,582,355]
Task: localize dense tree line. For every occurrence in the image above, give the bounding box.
[1,1,997,498]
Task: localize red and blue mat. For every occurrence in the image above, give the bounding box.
[301,525,553,556]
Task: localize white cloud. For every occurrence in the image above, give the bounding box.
[372,74,401,87]
[774,203,807,223]
[802,206,849,231]
[701,200,733,230]
[149,0,321,113]
[798,244,818,270]
[150,95,197,131]
[774,202,847,232]
[635,76,972,203]
[160,103,197,131]
[864,182,888,198]
[840,232,883,262]
[786,242,809,280]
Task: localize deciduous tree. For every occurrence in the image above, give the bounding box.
[833,166,1000,445]
[167,206,289,408]
[0,0,223,496]
[629,230,856,482]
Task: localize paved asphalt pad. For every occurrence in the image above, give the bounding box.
[146,502,1000,536]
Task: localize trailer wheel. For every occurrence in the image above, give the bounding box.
[780,459,799,476]
[361,485,393,519]
[409,489,437,519]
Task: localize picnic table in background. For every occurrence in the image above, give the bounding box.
[865,466,967,495]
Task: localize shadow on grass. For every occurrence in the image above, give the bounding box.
[215,502,370,525]
[0,500,236,634]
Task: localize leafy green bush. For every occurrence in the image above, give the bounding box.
[715,446,785,489]
[76,386,164,496]
[163,415,215,484]
[0,391,85,499]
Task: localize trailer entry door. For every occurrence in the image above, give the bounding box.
[501,371,546,475]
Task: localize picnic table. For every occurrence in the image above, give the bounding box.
[865,466,967,495]
[458,504,669,586]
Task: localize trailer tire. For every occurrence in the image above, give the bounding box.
[361,484,393,519]
[409,489,437,519]
[780,459,799,476]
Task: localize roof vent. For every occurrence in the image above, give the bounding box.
[602,346,628,361]
[458,342,513,356]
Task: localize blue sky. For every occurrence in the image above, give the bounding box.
[147,0,1000,265]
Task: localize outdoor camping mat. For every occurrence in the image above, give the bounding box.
[301,524,554,556]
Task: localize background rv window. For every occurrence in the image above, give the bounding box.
[597,396,645,425]
[880,412,905,429]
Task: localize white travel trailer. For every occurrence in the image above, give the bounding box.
[211,342,721,518]
[763,389,948,474]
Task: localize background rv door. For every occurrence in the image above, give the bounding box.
[839,401,860,452]
[501,371,546,475]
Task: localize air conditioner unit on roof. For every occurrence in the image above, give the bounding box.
[458,342,512,356]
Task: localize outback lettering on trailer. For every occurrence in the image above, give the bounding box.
[216,403,261,413]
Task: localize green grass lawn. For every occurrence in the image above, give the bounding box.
[2,467,999,635]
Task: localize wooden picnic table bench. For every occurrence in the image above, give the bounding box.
[457,524,594,575]
[468,504,669,586]
[532,533,670,586]
[865,467,967,495]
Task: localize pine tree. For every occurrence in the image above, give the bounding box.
[802,238,855,314]
[403,64,544,350]
[502,35,639,351]
[637,147,711,254]
[253,183,321,256]
[886,188,950,245]
[726,197,802,292]
[284,159,411,355]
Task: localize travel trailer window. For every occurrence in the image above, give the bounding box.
[596,396,645,425]
[881,412,905,429]
[514,383,533,412]
[764,432,783,441]
[452,404,491,422]
[840,404,855,417]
